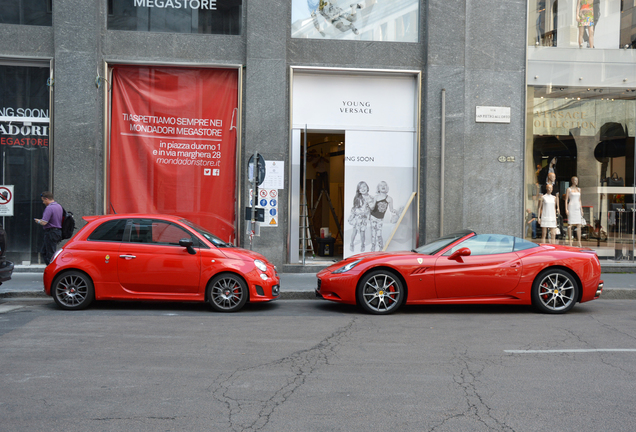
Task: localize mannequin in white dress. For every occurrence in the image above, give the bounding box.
[538,183,559,244]
[565,176,584,247]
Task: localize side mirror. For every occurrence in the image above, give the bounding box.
[448,247,471,261]
[179,238,196,255]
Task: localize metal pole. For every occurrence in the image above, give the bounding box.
[250,150,258,250]
[302,125,308,265]
[440,89,446,237]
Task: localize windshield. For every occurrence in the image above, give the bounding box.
[180,219,232,248]
[413,231,474,255]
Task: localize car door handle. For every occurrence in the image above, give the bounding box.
[119,255,136,260]
[510,262,521,268]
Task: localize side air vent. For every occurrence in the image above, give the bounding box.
[411,267,430,275]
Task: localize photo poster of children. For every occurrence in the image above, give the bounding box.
[343,130,417,259]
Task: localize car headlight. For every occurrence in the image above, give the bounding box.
[254,259,267,272]
[332,259,362,274]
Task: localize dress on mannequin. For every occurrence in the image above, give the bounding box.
[541,194,557,228]
[567,190,582,224]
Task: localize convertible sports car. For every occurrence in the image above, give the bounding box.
[43,214,279,312]
[316,230,603,314]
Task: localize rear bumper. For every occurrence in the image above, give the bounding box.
[595,281,603,299]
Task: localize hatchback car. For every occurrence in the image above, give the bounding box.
[43,214,279,312]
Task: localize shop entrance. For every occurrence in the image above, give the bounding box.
[289,69,420,265]
[299,131,345,262]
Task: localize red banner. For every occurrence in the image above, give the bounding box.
[109,66,238,241]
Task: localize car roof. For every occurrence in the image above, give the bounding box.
[82,214,186,223]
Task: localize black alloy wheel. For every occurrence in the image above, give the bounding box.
[52,271,95,310]
[208,273,249,312]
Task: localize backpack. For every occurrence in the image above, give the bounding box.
[61,208,76,240]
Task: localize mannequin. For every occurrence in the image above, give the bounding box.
[538,183,559,244]
[565,176,584,247]
[576,0,595,48]
[539,157,557,194]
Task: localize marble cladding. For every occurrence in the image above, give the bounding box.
[423,0,527,241]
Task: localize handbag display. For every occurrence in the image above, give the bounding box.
[608,172,624,187]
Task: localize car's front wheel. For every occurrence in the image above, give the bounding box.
[207,273,248,312]
[531,268,579,314]
[52,271,95,310]
[356,270,405,315]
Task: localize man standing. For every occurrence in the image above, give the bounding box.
[34,191,63,265]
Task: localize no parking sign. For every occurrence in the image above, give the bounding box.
[0,185,14,217]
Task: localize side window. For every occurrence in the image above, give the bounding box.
[444,234,514,256]
[87,219,127,242]
[514,237,540,251]
[153,222,192,245]
[129,219,193,246]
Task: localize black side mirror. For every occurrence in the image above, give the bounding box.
[179,238,196,255]
[448,247,471,261]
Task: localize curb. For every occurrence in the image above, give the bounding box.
[2,289,636,300]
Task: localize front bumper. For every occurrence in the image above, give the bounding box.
[0,259,14,284]
[315,273,358,304]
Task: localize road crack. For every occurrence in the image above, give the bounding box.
[209,317,357,431]
[431,349,515,432]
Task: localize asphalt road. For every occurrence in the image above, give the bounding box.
[1,298,635,432]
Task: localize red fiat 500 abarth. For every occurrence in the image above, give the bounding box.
[43,214,279,312]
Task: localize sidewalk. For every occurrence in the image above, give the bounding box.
[1,267,635,300]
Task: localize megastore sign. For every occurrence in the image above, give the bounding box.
[133,0,218,9]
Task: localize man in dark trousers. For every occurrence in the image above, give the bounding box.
[34,191,63,265]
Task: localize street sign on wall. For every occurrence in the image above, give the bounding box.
[0,185,14,216]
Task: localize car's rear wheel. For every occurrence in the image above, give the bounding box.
[356,270,404,315]
[531,268,579,314]
[208,273,248,312]
[52,271,95,310]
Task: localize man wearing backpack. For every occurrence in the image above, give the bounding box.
[34,191,64,265]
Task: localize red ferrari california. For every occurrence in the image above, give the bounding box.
[316,230,603,314]
[43,214,279,312]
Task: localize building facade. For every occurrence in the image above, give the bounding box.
[0,0,633,270]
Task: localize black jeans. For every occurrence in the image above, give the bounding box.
[41,228,62,265]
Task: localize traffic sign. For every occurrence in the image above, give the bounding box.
[0,185,14,217]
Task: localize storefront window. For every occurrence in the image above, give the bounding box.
[0,0,52,26]
[0,64,51,264]
[107,0,242,34]
[529,0,635,49]
[526,85,636,262]
[291,0,418,42]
